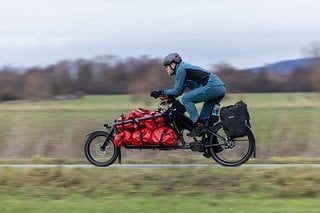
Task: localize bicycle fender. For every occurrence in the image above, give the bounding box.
[86,130,108,137]
[245,124,256,158]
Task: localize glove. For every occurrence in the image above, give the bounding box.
[150,90,163,99]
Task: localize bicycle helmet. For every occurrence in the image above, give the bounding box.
[163,53,182,66]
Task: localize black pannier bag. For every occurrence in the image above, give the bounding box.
[220,101,250,138]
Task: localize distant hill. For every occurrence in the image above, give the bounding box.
[249,57,320,74]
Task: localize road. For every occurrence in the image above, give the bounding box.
[1,164,320,168]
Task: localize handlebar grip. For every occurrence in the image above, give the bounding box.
[159,95,176,104]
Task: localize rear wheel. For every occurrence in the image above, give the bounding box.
[84,131,119,167]
[208,122,255,167]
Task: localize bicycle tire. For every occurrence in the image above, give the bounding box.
[84,131,119,167]
[208,122,255,167]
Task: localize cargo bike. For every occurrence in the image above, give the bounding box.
[84,94,256,167]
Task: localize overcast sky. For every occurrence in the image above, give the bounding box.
[1,0,320,69]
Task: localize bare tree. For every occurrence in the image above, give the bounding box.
[2,54,320,101]
[301,43,320,92]
[23,68,52,99]
[310,65,320,92]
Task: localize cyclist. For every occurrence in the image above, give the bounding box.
[151,53,226,137]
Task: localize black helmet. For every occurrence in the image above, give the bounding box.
[163,53,182,66]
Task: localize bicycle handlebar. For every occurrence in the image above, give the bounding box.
[159,94,176,105]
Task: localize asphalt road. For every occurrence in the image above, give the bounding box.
[1,164,320,168]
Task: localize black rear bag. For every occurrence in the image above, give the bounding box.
[220,101,250,138]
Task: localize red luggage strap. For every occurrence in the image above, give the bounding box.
[158,128,168,146]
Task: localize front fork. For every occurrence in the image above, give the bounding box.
[101,124,115,150]
[101,124,122,164]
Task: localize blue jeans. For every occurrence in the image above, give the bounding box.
[182,81,225,124]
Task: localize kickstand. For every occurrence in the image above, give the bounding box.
[118,148,122,164]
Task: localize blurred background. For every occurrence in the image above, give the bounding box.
[1,1,320,211]
[0,0,320,162]
[1,0,320,100]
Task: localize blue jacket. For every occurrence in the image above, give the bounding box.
[163,62,225,96]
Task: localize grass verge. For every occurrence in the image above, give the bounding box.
[1,195,320,213]
[1,166,320,212]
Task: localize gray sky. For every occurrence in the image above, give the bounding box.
[1,0,320,69]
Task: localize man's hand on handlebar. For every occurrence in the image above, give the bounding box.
[150,90,164,99]
[150,90,177,105]
[159,95,176,105]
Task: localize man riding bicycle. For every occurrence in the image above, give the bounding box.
[151,53,226,137]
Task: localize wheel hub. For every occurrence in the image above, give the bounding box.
[225,140,235,149]
[96,143,107,155]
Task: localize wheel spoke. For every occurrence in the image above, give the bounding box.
[84,132,119,167]
[208,122,255,166]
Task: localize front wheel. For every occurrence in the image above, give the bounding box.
[208,122,255,167]
[84,131,120,167]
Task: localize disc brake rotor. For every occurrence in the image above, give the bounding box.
[225,140,235,149]
[96,143,107,155]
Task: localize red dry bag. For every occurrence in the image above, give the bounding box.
[114,130,133,147]
[145,112,166,131]
[152,126,178,146]
[132,128,153,146]
[115,115,134,132]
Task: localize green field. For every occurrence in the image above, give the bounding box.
[1,167,320,212]
[0,92,320,163]
[1,93,320,211]
[1,193,320,212]
[0,195,320,213]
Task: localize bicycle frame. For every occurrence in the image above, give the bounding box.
[84,94,256,167]
[97,119,227,151]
